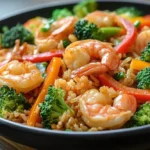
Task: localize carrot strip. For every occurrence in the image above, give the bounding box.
[130,59,150,70]
[27,57,62,126]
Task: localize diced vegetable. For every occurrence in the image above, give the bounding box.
[63,39,71,48]
[114,72,125,81]
[130,59,150,71]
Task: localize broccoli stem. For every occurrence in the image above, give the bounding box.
[134,20,141,28]
[98,27,122,41]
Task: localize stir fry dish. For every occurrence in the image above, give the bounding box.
[0,0,150,131]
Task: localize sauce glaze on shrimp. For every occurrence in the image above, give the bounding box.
[63,39,120,77]
[35,16,78,52]
[79,89,137,129]
[0,60,44,93]
[131,30,150,54]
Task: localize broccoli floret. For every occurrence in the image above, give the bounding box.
[39,85,73,128]
[52,8,73,20]
[124,102,150,127]
[114,72,125,81]
[74,19,98,40]
[41,8,73,32]
[36,62,48,78]
[74,19,121,41]
[1,24,34,48]
[1,26,9,33]
[0,85,30,117]
[73,0,97,18]
[140,43,150,62]
[115,7,142,18]
[136,67,150,89]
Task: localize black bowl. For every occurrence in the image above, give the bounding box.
[0,0,150,150]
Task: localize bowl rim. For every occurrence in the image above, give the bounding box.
[0,0,150,138]
[1,117,150,137]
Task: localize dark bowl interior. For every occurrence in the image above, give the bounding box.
[0,0,150,149]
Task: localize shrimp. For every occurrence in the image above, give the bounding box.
[79,89,137,129]
[12,40,39,56]
[24,17,47,34]
[35,16,78,52]
[130,30,150,54]
[86,11,138,54]
[63,39,120,77]
[0,60,44,93]
[85,11,115,27]
[0,40,38,63]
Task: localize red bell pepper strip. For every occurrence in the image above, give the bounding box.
[114,17,137,54]
[99,73,150,103]
[22,50,63,63]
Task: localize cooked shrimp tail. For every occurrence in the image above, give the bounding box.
[71,62,108,78]
[63,39,120,77]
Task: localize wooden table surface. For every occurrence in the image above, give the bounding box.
[0,0,150,149]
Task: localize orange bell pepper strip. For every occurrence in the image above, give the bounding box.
[27,57,62,126]
[99,73,150,103]
[130,59,150,71]
[124,16,150,29]
[114,17,137,54]
[140,16,150,29]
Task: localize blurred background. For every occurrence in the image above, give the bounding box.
[0,0,65,19]
[0,0,150,19]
